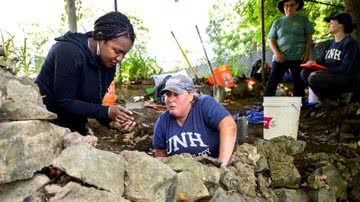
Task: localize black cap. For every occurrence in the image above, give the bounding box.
[325,13,355,34]
[277,0,304,14]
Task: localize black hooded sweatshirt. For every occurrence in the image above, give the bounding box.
[35,32,115,134]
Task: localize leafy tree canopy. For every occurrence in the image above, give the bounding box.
[207,0,344,62]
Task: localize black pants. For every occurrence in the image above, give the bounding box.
[264,60,305,97]
[301,69,353,98]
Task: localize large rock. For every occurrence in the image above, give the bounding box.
[232,143,261,166]
[310,164,347,200]
[121,151,177,202]
[0,101,56,121]
[256,155,269,172]
[52,144,125,194]
[176,171,209,201]
[274,188,309,202]
[257,173,278,201]
[220,167,241,191]
[163,154,222,184]
[233,162,257,196]
[256,137,301,188]
[0,120,65,183]
[0,60,16,74]
[0,67,56,121]
[308,188,336,202]
[48,182,129,202]
[0,174,49,202]
[220,166,261,198]
[287,140,306,155]
[210,188,244,202]
[0,68,42,105]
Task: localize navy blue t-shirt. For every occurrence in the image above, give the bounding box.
[153,95,230,158]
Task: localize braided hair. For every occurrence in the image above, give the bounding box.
[90,11,135,43]
[86,12,135,104]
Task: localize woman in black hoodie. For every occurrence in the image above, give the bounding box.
[35,11,136,135]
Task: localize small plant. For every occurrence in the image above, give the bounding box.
[17,38,31,76]
[0,30,16,60]
[0,29,50,77]
[118,46,162,83]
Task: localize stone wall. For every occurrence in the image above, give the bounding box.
[1,63,359,202]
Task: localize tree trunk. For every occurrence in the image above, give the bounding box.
[67,0,77,32]
[345,0,360,44]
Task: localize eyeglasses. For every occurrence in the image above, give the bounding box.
[284,3,297,7]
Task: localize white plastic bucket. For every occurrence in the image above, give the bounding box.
[263,96,302,140]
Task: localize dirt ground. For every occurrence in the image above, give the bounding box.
[89,81,360,183]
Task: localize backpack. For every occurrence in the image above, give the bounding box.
[154,75,172,104]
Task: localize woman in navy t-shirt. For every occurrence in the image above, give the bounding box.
[152,75,237,166]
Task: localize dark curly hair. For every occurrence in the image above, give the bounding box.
[89,11,135,43]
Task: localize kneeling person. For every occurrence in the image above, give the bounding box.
[152,74,237,166]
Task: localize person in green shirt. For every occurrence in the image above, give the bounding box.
[264,0,314,97]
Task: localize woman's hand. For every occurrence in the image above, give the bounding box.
[302,60,316,67]
[301,50,310,63]
[274,51,285,63]
[109,120,137,132]
[108,105,135,122]
[154,149,167,157]
[269,38,285,63]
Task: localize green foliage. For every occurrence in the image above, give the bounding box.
[207,0,344,62]
[119,46,162,82]
[304,0,344,41]
[18,38,31,76]
[1,24,52,77]
[19,24,50,76]
[207,0,246,63]
[0,30,15,60]
[228,57,249,78]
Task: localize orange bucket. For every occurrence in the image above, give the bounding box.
[208,64,234,88]
[102,80,116,106]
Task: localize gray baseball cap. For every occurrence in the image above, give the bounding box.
[161,74,194,95]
